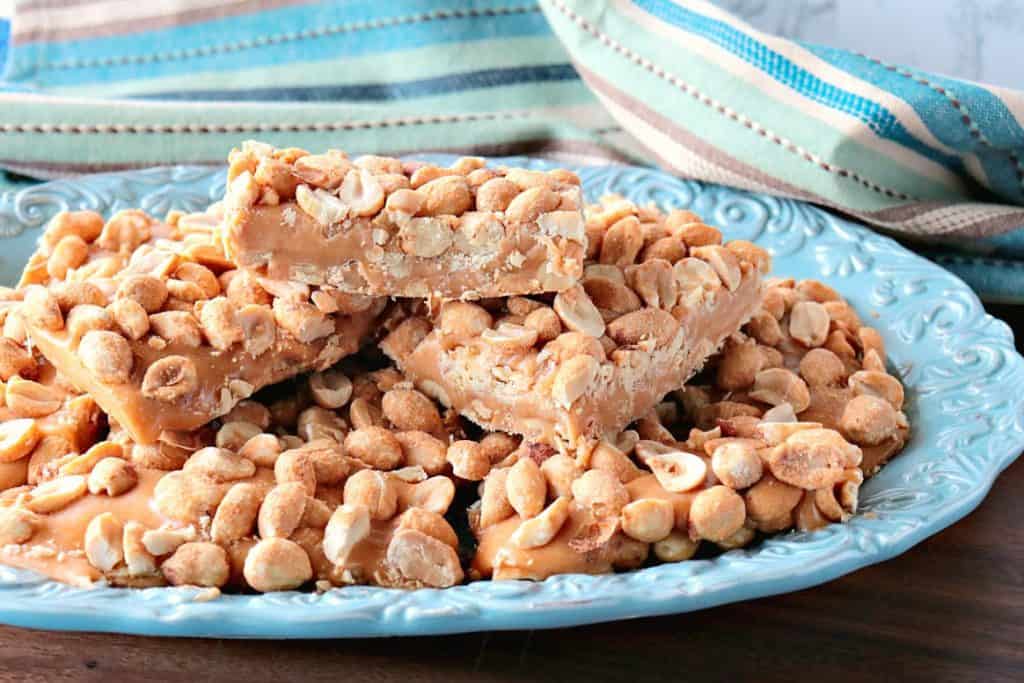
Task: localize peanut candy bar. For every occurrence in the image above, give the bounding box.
[219,141,586,299]
[17,208,384,444]
[0,309,104,493]
[471,280,910,580]
[0,363,475,590]
[381,197,768,451]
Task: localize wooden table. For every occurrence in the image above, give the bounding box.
[0,306,1021,683]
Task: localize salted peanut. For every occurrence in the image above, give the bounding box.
[322,503,371,566]
[211,482,262,544]
[343,426,404,470]
[416,175,472,217]
[749,368,811,413]
[505,186,561,225]
[475,177,520,212]
[726,240,771,274]
[840,395,898,446]
[858,327,886,360]
[626,259,678,310]
[270,297,333,344]
[42,211,104,248]
[849,370,904,410]
[398,507,458,549]
[861,348,885,373]
[549,354,598,409]
[87,457,137,496]
[292,153,349,189]
[689,486,745,542]
[225,400,271,430]
[531,455,575,502]
[823,300,860,331]
[121,521,156,576]
[22,287,63,331]
[26,475,87,513]
[745,476,802,530]
[97,209,153,252]
[258,482,308,539]
[236,304,277,356]
[141,355,198,403]
[643,450,708,493]
[386,528,464,588]
[571,469,629,518]
[823,329,856,359]
[517,307,560,344]
[399,217,455,259]
[716,342,763,391]
[338,167,386,216]
[307,369,353,410]
[438,302,492,345]
[233,434,278,469]
[293,439,349,486]
[65,305,114,347]
[295,184,347,225]
[163,542,230,588]
[599,215,644,266]
[583,276,642,317]
[767,428,862,489]
[789,301,830,348]
[552,285,604,339]
[141,526,197,556]
[399,475,455,516]
[481,322,538,350]
[621,498,674,543]
[796,279,839,303]
[116,274,168,313]
[745,311,782,347]
[149,311,202,348]
[383,188,423,215]
[184,447,256,482]
[440,439,486,481]
[4,377,60,419]
[0,507,39,545]
[506,457,546,519]
[274,450,317,496]
[507,496,571,551]
[153,471,226,522]
[711,441,763,489]
[477,433,519,465]
[348,397,384,431]
[640,235,687,263]
[343,469,397,520]
[296,406,346,443]
[761,403,798,424]
[589,441,642,483]
[381,388,443,434]
[690,245,741,291]
[385,431,442,476]
[606,308,678,348]
[715,524,756,550]
[216,421,261,452]
[480,468,514,528]
[653,529,700,562]
[798,347,846,387]
[0,337,36,381]
[83,512,124,572]
[755,421,822,446]
[106,298,149,341]
[76,330,133,385]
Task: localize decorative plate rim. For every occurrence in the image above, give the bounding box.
[0,158,1021,639]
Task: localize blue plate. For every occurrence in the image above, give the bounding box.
[0,158,1021,638]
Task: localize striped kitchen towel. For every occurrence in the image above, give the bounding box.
[1,0,1024,298]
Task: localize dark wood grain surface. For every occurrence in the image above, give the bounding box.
[0,305,1021,683]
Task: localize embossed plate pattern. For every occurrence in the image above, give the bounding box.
[0,158,1021,638]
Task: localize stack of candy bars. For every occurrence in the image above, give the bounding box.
[0,143,908,593]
